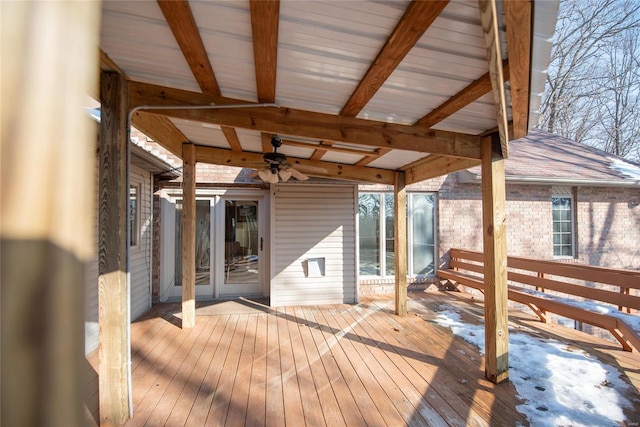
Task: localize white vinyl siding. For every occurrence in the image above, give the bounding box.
[129,167,153,320]
[270,184,357,306]
[84,165,153,355]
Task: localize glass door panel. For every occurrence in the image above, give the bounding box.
[224,200,259,287]
[411,194,435,276]
[173,199,212,288]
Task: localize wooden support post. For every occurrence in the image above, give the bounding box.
[394,171,408,316]
[481,135,510,384]
[1,2,100,426]
[182,143,197,328]
[98,71,132,424]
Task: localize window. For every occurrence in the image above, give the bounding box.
[552,192,575,258]
[358,192,437,278]
[129,185,139,247]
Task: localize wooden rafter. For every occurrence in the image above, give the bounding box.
[250,0,280,103]
[341,0,450,117]
[158,0,243,152]
[505,0,532,140]
[195,145,395,185]
[478,0,510,158]
[404,155,480,185]
[415,60,509,128]
[355,148,391,167]
[309,141,332,161]
[261,132,274,153]
[157,0,221,98]
[131,111,186,158]
[129,82,482,159]
[221,126,243,152]
[281,138,378,158]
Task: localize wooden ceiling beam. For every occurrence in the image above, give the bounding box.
[221,126,243,152]
[158,0,244,155]
[261,132,274,153]
[309,140,332,161]
[157,0,221,98]
[250,0,280,103]
[340,0,450,117]
[415,60,509,128]
[355,148,391,166]
[130,111,186,159]
[405,155,480,185]
[281,138,378,157]
[505,0,532,140]
[479,0,510,158]
[195,146,395,185]
[129,82,482,159]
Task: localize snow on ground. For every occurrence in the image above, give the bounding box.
[434,310,634,427]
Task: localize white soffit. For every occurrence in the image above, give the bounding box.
[361,0,489,126]
[101,0,200,92]
[275,0,409,114]
[190,1,258,102]
[367,149,429,170]
[170,118,228,149]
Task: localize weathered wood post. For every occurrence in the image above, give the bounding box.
[394,171,408,316]
[182,142,197,328]
[481,135,509,383]
[98,71,132,424]
[1,1,101,425]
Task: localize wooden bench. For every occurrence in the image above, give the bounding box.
[438,248,640,352]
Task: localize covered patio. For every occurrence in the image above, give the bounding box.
[83,291,640,426]
[3,1,564,426]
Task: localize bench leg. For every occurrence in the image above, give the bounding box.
[526,303,548,323]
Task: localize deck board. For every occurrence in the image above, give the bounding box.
[78,290,640,427]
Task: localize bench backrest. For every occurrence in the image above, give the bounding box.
[448,248,640,311]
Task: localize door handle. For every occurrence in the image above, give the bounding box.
[260,237,263,251]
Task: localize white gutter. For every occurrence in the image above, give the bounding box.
[457,171,640,188]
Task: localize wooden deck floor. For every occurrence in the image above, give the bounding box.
[84,291,640,426]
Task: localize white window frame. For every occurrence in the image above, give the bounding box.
[552,188,576,259]
[129,181,141,251]
[358,191,437,279]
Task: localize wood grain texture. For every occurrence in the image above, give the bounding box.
[404,155,480,185]
[480,136,509,383]
[129,82,483,159]
[394,171,408,316]
[415,61,509,128]
[250,0,280,103]
[221,126,243,152]
[505,0,532,140]
[182,143,196,328]
[98,71,131,424]
[478,0,510,157]
[131,111,186,159]
[157,0,221,98]
[341,1,450,117]
[195,145,395,185]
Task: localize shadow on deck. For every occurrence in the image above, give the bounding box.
[84,290,640,426]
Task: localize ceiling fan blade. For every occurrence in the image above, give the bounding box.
[248,169,260,178]
[289,167,309,181]
[279,169,292,182]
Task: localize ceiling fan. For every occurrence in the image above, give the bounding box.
[250,135,325,183]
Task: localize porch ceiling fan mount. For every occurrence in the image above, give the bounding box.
[251,135,315,183]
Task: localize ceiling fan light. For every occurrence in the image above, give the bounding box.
[279,169,292,182]
[257,168,271,182]
[267,170,279,184]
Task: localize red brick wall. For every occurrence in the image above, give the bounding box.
[360,176,640,271]
[575,186,640,270]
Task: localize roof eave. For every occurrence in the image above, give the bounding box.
[457,171,640,188]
